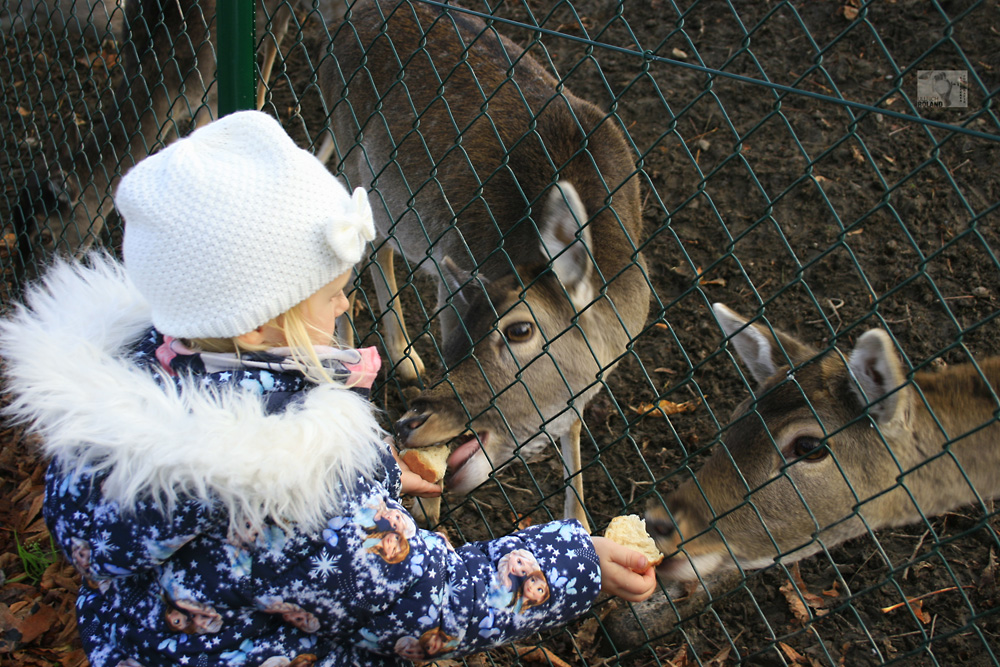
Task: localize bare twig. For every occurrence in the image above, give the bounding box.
[880,585,975,613]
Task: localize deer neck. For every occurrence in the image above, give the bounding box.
[887,358,1000,516]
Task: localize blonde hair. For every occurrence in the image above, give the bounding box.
[183,300,339,384]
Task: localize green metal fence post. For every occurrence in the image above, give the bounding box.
[217,0,256,115]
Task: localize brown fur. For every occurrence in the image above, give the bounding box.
[647,303,1000,582]
[320,1,650,530]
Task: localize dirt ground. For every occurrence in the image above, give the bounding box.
[2,0,999,665]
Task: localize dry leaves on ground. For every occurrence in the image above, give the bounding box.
[0,418,87,666]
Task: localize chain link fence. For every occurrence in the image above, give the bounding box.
[2,0,999,665]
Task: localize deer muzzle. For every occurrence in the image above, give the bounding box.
[394,408,496,494]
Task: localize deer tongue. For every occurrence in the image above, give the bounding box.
[447,433,485,471]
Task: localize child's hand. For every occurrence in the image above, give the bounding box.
[388,440,443,498]
[591,536,659,602]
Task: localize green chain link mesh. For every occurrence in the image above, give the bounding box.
[2,0,998,664]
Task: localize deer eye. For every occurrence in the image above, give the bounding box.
[792,436,828,461]
[503,322,534,343]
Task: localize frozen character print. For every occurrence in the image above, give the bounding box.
[510,571,551,613]
[163,597,224,634]
[114,660,146,667]
[143,534,199,563]
[486,549,541,607]
[373,501,417,540]
[70,537,92,575]
[356,497,416,540]
[393,635,425,662]
[259,598,321,633]
[259,654,318,667]
[222,541,254,579]
[255,524,288,553]
[419,627,459,657]
[227,520,286,552]
[432,530,456,551]
[495,549,539,591]
[71,537,112,592]
[364,530,410,564]
[227,519,262,548]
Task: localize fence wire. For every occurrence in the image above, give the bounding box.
[2,0,999,665]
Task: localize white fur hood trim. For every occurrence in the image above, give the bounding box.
[0,254,385,533]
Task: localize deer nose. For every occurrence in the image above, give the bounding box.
[646,514,676,540]
[395,414,428,441]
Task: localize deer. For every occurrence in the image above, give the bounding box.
[646,303,1000,583]
[2,0,124,43]
[11,0,214,282]
[9,0,320,283]
[319,0,650,532]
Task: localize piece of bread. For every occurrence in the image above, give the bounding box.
[400,445,450,484]
[604,514,664,566]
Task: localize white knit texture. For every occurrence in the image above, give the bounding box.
[117,110,375,338]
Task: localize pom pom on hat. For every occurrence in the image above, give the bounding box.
[117,110,375,339]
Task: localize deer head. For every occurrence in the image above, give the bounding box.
[647,303,1000,582]
[395,182,620,496]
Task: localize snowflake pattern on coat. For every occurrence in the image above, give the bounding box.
[43,329,602,667]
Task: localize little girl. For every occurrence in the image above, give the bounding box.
[0,111,656,667]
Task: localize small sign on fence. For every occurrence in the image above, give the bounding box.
[916,70,969,108]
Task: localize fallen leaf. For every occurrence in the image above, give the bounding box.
[463,654,488,667]
[21,490,46,531]
[790,564,827,610]
[910,599,931,624]
[706,643,732,665]
[516,645,573,667]
[665,644,691,667]
[630,397,701,418]
[779,578,826,626]
[779,642,807,664]
[0,601,59,645]
[423,659,462,667]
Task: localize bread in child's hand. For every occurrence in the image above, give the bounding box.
[400,445,450,484]
[604,514,664,566]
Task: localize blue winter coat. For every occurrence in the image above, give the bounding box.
[0,256,602,667]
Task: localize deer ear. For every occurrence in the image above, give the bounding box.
[439,256,489,308]
[539,182,595,308]
[439,256,470,308]
[713,303,816,386]
[847,329,907,423]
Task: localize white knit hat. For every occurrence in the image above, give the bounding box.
[117,110,375,339]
